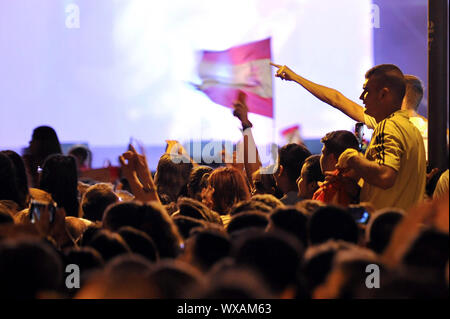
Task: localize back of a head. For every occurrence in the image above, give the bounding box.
[64,247,104,273]
[268,207,308,248]
[250,194,284,210]
[229,199,272,216]
[366,208,404,254]
[0,150,29,209]
[303,240,356,293]
[155,153,193,204]
[172,215,207,239]
[0,153,20,206]
[176,197,221,224]
[103,201,182,258]
[187,166,213,201]
[188,229,231,272]
[88,229,131,262]
[208,167,251,214]
[365,64,406,106]
[0,239,63,298]
[39,154,79,217]
[402,228,449,271]
[227,211,269,235]
[30,126,62,161]
[321,130,359,158]
[233,231,304,294]
[309,205,358,245]
[148,259,205,298]
[403,74,424,111]
[302,155,325,184]
[81,183,119,222]
[278,143,312,183]
[118,226,159,262]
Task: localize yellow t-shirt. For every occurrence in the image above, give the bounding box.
[360,110,426,211]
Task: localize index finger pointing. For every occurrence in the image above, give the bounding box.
[270,62,282,68]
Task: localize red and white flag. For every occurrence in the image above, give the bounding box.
[194,38,273,118]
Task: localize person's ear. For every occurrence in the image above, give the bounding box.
[379,87,389,101]
[277,165,284,177]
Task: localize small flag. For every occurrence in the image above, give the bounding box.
[281,125,304,145]
[194,38,273,118]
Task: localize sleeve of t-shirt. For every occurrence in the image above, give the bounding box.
[363,113,377,129]
[373,120,403,171]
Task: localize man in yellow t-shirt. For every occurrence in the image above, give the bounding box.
[271,63,426,210]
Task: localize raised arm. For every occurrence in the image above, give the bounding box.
[232,91,262,188]
[271,62,365,123]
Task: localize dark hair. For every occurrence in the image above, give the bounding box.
[278,143,311,183]
[39,154,79,217]
[229,199,272,216]
[187,166,213,201]
[233,231,304,294]
[366,209,404,254]
[155,153,193,204]
[103,201,183,258]
[0,150,29,209]
[250,194,284,210]
[30,126,62,162]
[320,130,360,158]
[0,153,21,206]
[308,205,358,245]
[175,197,222,224]
[172,215,207,239]
[118,226,159,262]
[188,229,231,272]
[365,64,406,106]
[64,247,104,273]
[81,183,119,221]
[227,211,269,235]
[147,260,205,298]
[0,239,63,298]
[302,155,324,185]
[268,207,308,248]
[87,229,131,262]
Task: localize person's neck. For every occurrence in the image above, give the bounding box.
[376,106,401,122]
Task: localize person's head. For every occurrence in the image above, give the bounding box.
[251,166,282,197]
[172,215,207,239]
[183,229,231,273]
[366,208,404,254]
[233,231,304,296]
[0,150,29,209]
[360,64,406,122]
[0,206,14,225]
[64,247,104,273]
[154,153,193,204]
[401,74,424,112]
[68,144,92,171]
[204,167,251,214]
[227,211,269,235]
[175,197,222,225]
[296,155,324,199]
[320,130,359,173]
[28,126,62,164]
[303,240,356,293]
[118,226,159,262]
[313,246,381,299]
[187,166,213,201]
[308,205,359,245]
[0,152,21,206]
[267,207,308,248]
[81,183,119,222]
[39,154,79,217]
[0,239,63,298]
[103,201,183,258]
[274,143,311,194]
[250,194,284,210]
[229,199,272,216]
[147,259,205,298]
[87,229,131,262]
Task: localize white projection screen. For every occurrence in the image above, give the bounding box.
[0,0,373,168]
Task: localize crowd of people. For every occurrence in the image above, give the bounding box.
[0,63,448,299]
